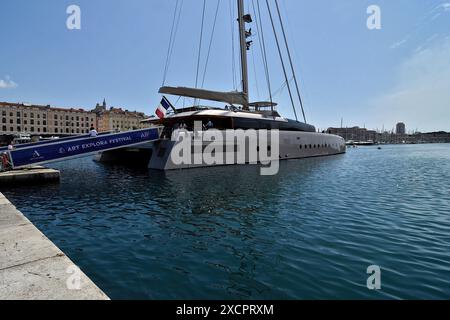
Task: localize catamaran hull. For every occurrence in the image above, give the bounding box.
[97,131,345,170]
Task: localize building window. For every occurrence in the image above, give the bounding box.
[43,114,46,119]
[16,118,21,124]
[31,127,34,132]
[30,120,34,125]
[24,113,28,118]
[17,126,21,132]
[55,121,58,126]
[24,120,27,125]
[10,127,13,132]
[9,112,13,117]
[55,128,59,133]
[2,125,6,131]
[38,128,40,132]
[9,119,13,124]
[43,120,46,125]
[43,128,47,133]
[54,115,58,120]
[2,118,5,124]
[30,113,34,118]
[1,111,5,116]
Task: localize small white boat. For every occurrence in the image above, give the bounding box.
[12,133,31,145]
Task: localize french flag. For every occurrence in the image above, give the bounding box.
[155,96,173,119]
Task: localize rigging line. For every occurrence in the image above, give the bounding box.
[254,0,271,102]
[265,0,298,121]
[229,0,237,90]
[236,1,242,94]
[163,0,184,86]
[280,0,310,122]
[168,1,184,73]
[249,1,260,100]
[162,0,180,86]
[173,96,182,109]
[271,77,293,98]
[195,0,207,90]
[253,0,273,106]
[274,0,307,123]
[251,45,260,100]
[201,0,221,88]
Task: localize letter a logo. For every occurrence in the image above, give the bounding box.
[66,5,81,30]
[367,5,381,30]
[367,265,381,290]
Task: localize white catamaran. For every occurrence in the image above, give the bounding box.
[97,0,346,170]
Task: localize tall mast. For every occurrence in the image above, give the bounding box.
[237,0,250,110]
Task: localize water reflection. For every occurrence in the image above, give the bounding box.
[2,146,450,299]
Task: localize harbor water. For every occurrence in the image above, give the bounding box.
[1,144,450,299]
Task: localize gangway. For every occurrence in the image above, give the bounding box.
[0,131,116,152]
[1,128,162,170]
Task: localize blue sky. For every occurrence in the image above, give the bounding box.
[1,0,449,132]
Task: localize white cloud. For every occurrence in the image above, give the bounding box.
[430,2,450,20]
[0,76,18,89]
[390,37,408,49]
[391,2,449,49]
[370,38,450,132]
[440,3,450,11]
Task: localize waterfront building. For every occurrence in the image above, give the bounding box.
[396,122,406,135]
[328,124,450,144]
[327,126,377,142]
[0,100,149,137]
[94,100,149,132]
[0,102,96,136]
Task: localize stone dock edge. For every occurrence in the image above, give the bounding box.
[0,167,60,185]
[0,192,109,300]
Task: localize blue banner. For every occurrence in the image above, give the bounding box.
[0,132,114,152]
[9,128,160,168]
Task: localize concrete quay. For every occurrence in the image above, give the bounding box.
[0,192,109,300]
[0,167,60,185]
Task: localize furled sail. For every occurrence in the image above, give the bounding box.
[159,86,248,106]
